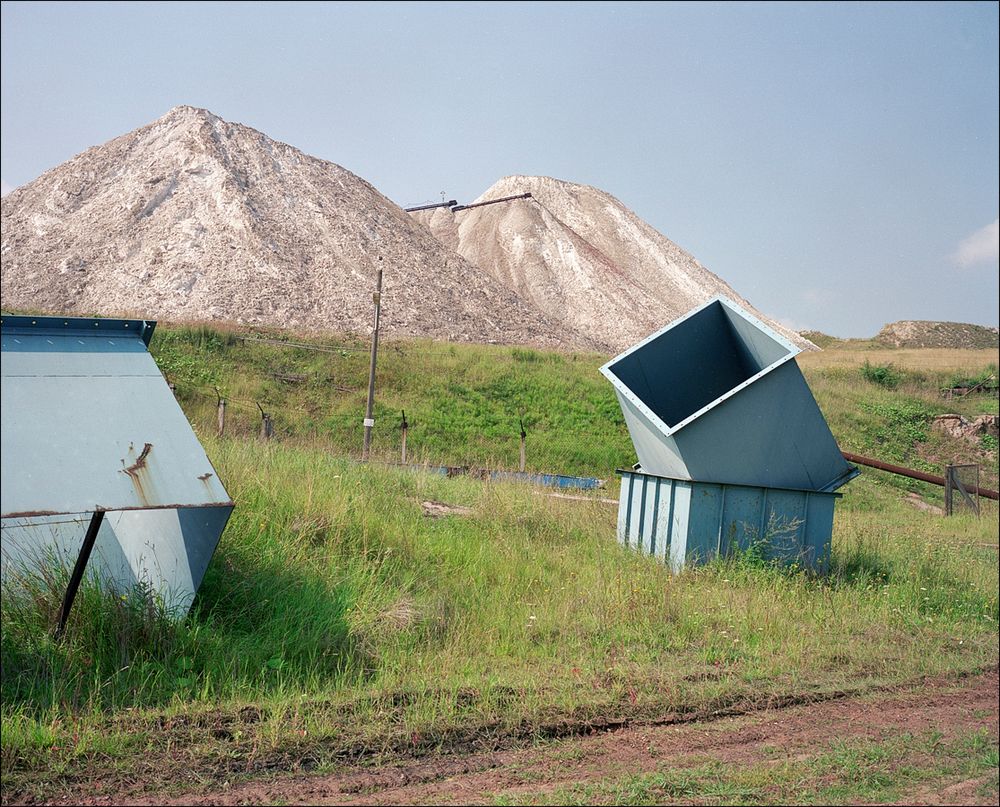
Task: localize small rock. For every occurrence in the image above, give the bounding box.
[933,414,971,440]
[420,500,473,518]
[932,413,996,443]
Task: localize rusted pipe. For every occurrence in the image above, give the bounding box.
[842,451,998,500]
[403,200,457,212]
[451,192,532,212]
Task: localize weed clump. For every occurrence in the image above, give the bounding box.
[861,360,902,389]
[1,569,179,712]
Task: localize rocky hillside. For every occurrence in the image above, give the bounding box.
[0,107,586,348]
[876,321,999,350]
[2,107,810,354]
[410,176,814,352]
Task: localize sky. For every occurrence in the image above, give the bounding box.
[1,1,997,338]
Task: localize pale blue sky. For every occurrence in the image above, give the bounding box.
[2,1,997,337]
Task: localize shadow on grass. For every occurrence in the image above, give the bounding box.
[827,545,894,589]
[0,542,365,715]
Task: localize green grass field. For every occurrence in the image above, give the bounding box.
[1,325,997,802]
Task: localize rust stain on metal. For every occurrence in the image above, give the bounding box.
[121,442,154,506]
[123,442,153,476]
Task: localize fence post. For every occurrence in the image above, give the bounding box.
[519,416,527,473]
[257,402,273,440]
[946,463,981,517]
[401,409,408,464]
[216,387,226,437]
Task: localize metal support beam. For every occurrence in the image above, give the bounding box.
[54,509,106,640]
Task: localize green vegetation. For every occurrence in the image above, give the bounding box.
[149,326,633,475]
[947,363,998,392]
[801,347,998,492]
[495,728,999,805]
[1,324,997,802]
[860,360,902,389]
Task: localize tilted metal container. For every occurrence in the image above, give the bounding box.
[617,468,839,573]
[600,297,857,493]
[1,315,233,616]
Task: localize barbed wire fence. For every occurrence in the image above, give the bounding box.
[158,331,635,483]
[152,319,1000,504]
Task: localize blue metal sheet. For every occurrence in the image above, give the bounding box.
[616,470,839,572]
[1,323,231,516]
[404,464,605,490]
[1,315,155,345]
[1,316,232,615]
[600,297,858,493]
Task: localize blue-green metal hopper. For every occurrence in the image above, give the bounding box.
[1,315,233,617]
[600,297,856,493]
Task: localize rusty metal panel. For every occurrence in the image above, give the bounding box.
[0,315,232,614]
[1,317,230,516]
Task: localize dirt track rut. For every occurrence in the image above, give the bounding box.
[75,668,998,806]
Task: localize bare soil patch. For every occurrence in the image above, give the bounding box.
[45,668,998,806]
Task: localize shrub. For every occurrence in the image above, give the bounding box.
[861,361,901,389]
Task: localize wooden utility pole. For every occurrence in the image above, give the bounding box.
[362,260,383,460]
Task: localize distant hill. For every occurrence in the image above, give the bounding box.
[410,176,815,352]
[1,106,811,353]
[0,106,586,349]
[798,331,848,350]
[875,321,999,350]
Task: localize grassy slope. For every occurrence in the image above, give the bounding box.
[151,327,634,475]
[1,325,997,801]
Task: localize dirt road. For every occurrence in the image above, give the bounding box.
[63,668,997,806]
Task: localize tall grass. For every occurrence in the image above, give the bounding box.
[1,329,998,799]
[3,443,996,726]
